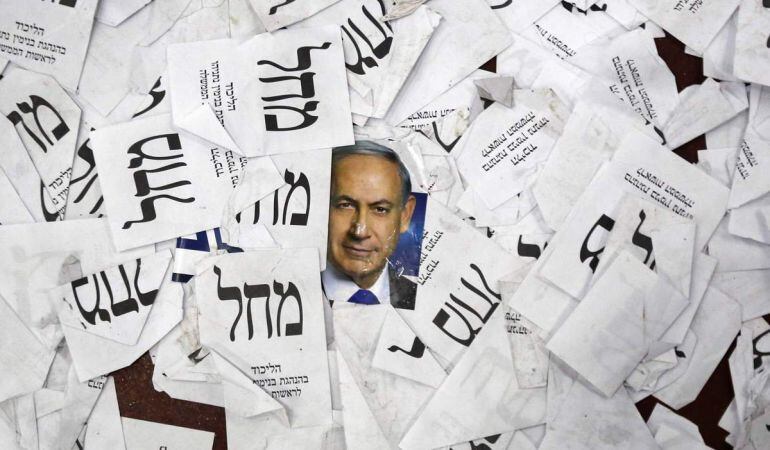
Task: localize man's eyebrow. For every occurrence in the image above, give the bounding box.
[332,195,358,203]
[369,199,395,207]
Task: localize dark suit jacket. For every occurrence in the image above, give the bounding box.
[388,265,417,310]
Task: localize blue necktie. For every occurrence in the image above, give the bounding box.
[348,289,379,305]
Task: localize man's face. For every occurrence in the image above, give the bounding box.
[328,154,415,289]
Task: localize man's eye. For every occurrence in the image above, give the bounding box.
[374,207,390,214]
[337,202,354,209]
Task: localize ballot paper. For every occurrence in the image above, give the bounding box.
[248,0,341,31]
[91,113,258,251]
[384,0,512,125]
[121,418,214,450]
[454,90,569,209]
[0,169,33,225]
[196,249,332,428]
[50,250,172,346]
[404,198,527,366]
[629,0,740,54]
[0,0,98,90]
[295,0,440,119]
[729,84,770,210]
[488,0,560,33]
[0,66,81,216]
[734,0,770,87]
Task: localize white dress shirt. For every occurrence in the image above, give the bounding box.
[321,262,391,305]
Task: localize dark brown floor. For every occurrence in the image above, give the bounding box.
[115,32,740,450]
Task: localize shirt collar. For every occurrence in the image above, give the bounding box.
[321,263,390,305]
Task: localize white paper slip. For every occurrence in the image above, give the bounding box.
[51,251,172,346]
[233,25,354,155]
[734,0,770,87]
[729,84,770,209]
[487,0,560,33]
[629,0,740,54]
[196,249,332,428]
[65,132,106,220]
[454,89,569,209]
[384,0,512,125]
[0,0,98,90]
[96,0,152,27]
[121,418,214,450]
[0,65,81,215]
[0,168,34,225]
[90,113,256,251]
[248,0,341,31]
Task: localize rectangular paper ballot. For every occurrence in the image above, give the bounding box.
[0,0,98,90]
[455,90,569,209]
[196,249,332,428]
[91,113,252,251]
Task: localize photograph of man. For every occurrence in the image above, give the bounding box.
[322,140,419,309]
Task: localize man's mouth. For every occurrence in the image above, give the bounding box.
[342,244,375,258]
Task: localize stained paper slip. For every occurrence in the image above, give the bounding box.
[196,249,332,428]
[91,113,281,251]
[455,90,569,209]
[0,0,98,90]
[121,418,214,450]
[729,84,770,209]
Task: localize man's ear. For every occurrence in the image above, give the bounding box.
[399,195,416,234]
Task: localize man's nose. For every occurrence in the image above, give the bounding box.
[348,211,371,239]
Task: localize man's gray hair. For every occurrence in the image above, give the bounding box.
[332,140,412,206]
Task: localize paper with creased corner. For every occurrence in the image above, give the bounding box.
[487,0,560,33]
[0,294,55,403]
[628,0,740,54]
[404,198,527,366]
[36,366,106,450]
[548,251,682,397]
[247,0,341,31]
[439,432,515,450]
[397,69,492,131]
[0,219,151,351]
[96,0,152,27]
[697,147,738,187]
[709,217,770,272]
[0,0,98,90]
[91,113,251,251]
[84,376,125,450]
[232,149,330,271]
[196,249,331,428]
[712,269,770,321]
[662,78,747,149]
[474,76,516,107]
[706,109,748,149]
[121,418,214,450]
[540,376,658,450]
[210,351,286,421]
[295,1,439,119]
[229,0,267,39]
[728,193,770,245]
[455,90,569,209]
[371,306,446,388]
[647,404,709,449]
[384,0,512,125]
[0,66,81,216]
[65,127,106,220]
[654,286,741,409]
[232,26,353,156]
[658,252,715,347]
[0,169,33,225]
[569,28,679,128]
[611,130,729,251]
[336,348,390,450]
[334,305,435,449]
[522,2,624,61]
[51,250,172,346]
[734,0,770,87]
[531,86,662,231]
[399,307,546,450]
[64,272,183,382]
[701,11,739,82]
[504,307,549,389]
